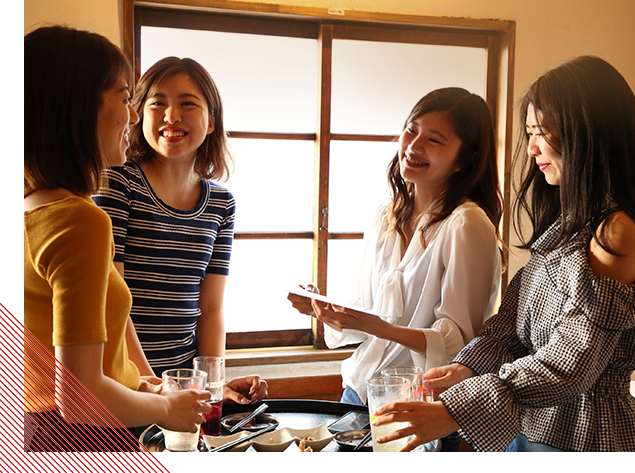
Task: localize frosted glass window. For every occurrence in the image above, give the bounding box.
[224,240,313,332]
[326,240,366,302]
[140,26,318,133]
[331,41,487,135]
[329,141,397,232]
[225,139,314,232]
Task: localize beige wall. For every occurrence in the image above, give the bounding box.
[23,0,635,277]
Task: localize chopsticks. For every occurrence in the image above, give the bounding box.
[353,431,373,451]
[208,423,277,452]
[229,403,269,433]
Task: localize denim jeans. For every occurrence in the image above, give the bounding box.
[506,434,564,452]
[340,386,366,406]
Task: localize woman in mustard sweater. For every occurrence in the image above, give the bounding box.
[24,25,213,451]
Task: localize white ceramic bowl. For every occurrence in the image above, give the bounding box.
[203,431,252,452]
[251,425,334,452]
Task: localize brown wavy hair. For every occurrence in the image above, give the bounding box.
[127,57,233,181]
[386,87,504,265]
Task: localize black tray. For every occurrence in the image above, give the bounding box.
[141,399,368,452]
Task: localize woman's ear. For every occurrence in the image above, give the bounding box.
[207,116,215,135]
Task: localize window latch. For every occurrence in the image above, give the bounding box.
[319,205,328,231]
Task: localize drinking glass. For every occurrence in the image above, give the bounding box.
[193,356,225,437]
[161,369,208,451]
[381,366,429,402]
[366,376,411,452]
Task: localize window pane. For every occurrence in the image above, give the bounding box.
[224,240,313,332]
[327,239,365,302]
[331,40,487,135]
[140,26,318,133]
[329,141,396,233]
[225,139,314,232]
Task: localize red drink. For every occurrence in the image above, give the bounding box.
[201,399,222,436]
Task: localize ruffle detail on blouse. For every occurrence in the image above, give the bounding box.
[535,221,635,332]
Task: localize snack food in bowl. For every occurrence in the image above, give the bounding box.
[251,425,334,452]
[203,430,252,452]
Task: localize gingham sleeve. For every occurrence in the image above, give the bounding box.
[440,241,635,451]
[451,267,528,375]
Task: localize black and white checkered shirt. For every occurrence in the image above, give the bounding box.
[440,219,635,451]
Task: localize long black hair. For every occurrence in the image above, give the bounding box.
[513,56,635,252]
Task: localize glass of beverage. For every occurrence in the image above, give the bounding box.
[366,376,411,452]
[193,356,225,437]
[161,368,208,451]
[381,366,429,402]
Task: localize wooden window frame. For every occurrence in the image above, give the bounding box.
[124,0,516,351]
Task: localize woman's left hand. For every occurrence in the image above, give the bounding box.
[223,375,268,405]
[372,401,460,451]
[310,300,379,332]
[137,375,163,394]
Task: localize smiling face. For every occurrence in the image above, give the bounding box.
[526,103,563,186]
[97,75,138,167]
[398,111,463,200]
[142,73,215,163]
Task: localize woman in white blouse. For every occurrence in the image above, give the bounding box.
[288,88,504,422]
[372,57,635,452]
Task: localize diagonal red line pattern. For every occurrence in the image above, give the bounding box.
[0,303,172,473]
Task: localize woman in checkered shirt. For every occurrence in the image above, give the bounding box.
[371,56,635,452]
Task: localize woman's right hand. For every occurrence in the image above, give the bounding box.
[286,283,319,316]
[422,363,475,400]
[159,389,211,433]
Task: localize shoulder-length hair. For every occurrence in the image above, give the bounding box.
[24,25,132,195]
[512,56,635,252]
[127,57,233,182]
[386,87,504,260]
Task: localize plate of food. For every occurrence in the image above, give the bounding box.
[250,425,334,452]
[221,412,280,432]
[334,429,373,451]
[202,431,253,452]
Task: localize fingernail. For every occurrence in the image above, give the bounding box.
[240,398,250,404]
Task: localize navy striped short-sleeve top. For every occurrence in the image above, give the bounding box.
[93,162,235,375]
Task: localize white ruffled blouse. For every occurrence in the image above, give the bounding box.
[325,200,502,403]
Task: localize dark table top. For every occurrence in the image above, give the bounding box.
[141,399,373,452]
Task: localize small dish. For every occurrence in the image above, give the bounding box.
[251,425,335,452]
[334,429,373,451]
[203,431,252,452]
[221,413,279,432]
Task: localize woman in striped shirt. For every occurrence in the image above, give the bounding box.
[95,57,266,405]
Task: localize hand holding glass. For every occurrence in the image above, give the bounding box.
[161,369,208,451]
[367,376,411,452]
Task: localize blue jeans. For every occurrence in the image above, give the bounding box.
[506,434,563,452]
[340,386,366,406]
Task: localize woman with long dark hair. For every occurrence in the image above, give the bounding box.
[373,56,635,452]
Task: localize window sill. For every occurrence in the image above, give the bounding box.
[226,345,355,368]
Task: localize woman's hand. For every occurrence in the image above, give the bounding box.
[137,375,162,394]
[287,284,318,316]
[311,301,381,333]
[159,389,212,433]
[372,401,459,451]
[224,375,268,405]
[422,363,475,400]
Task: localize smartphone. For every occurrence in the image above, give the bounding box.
[328,410,370,433]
